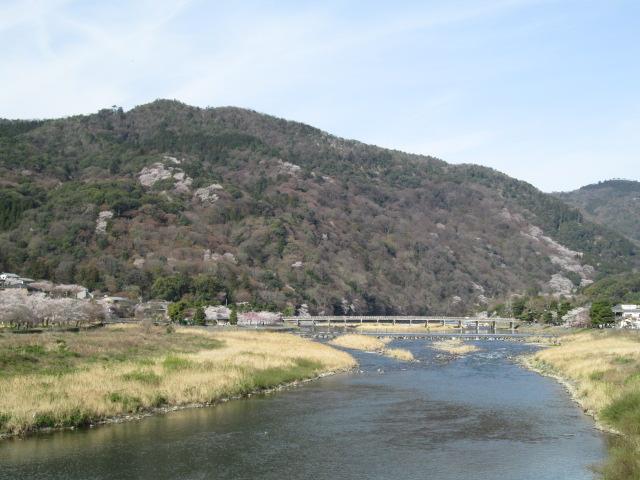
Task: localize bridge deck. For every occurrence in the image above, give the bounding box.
[284,316,517,324]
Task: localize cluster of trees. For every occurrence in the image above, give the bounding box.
[151,273,275,325]
[580,272,640,327]
[0,290,104,329]
[583,272,640,305]
[0,187,39,230]
[167,302,239,326]
[490,296,573,324]
[151,273,227,303]
[589,300,614,327]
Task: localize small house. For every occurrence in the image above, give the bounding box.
[204,305,231,322]
[52,284,91,299]
[613,304,640,329]
[98,296,136,320]
[1,273,34,289]
[0,273,19,282]
[134,300,170,321]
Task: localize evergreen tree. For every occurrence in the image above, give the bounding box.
[193,306,206,326]
[590,301,614,327]
[229,306,238,325]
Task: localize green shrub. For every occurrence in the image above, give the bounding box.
[151,393,168,408]
[589,371,605,381]
[60,409,92,428]
[193,306,206,326]
[162,355,193,371]
[614,356,634,365]
[168,300,189,323]
[600,436,640,480]
[0,413,10,429]
[247,358,321,390]
[229,306,238,325]
[107,392,143,412]
[602,391,640,435]
[33,412,57,429]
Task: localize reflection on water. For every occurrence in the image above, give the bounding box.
[0,340,604,480]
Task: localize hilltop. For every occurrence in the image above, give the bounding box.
[0,100,637,314]
[554,179,640,244]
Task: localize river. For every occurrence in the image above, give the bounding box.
[0,338,604,479]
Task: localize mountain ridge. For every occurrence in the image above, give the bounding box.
[0,100,637,314]
[555,179,640,245]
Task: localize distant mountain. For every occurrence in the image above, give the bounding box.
[0,100,637,314]
[555,180,640,245]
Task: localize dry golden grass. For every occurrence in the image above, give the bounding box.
[529,330,640,415]
[0,326,355,436]
[430,339,479,355]
[330,334,386,351]
[329,334,414,361]
[384,348,415,361]
[527,330,640,480]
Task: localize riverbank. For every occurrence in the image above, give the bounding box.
[524,330,640,480]
[0,325,355,438]
[329,334,415,361]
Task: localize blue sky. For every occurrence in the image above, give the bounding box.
[1,0,638,191]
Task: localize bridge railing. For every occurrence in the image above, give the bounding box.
[283,316,517,324]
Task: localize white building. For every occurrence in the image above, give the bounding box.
[613,304,640,329]
[0,273,34,288]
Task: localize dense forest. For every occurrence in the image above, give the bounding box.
[0,100,637,314]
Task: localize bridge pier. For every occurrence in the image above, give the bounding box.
[491,321,497,333]
[510,321,514,334]
[475,321,479,334]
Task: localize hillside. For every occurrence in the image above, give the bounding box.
[0,100,637,315]
[554,180,640,244]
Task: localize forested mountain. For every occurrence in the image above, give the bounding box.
[0,100,637,314]
[555,180,640,245]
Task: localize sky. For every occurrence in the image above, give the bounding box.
[1,0,638,192]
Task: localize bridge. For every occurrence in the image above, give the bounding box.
[283,316,520,333]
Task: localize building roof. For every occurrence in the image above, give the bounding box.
[613,304,640,314]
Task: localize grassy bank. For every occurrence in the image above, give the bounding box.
[527,330,640,479]
[0,325,355,437]
[329,334,415,361]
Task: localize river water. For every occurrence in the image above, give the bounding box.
[0,339,604,479]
